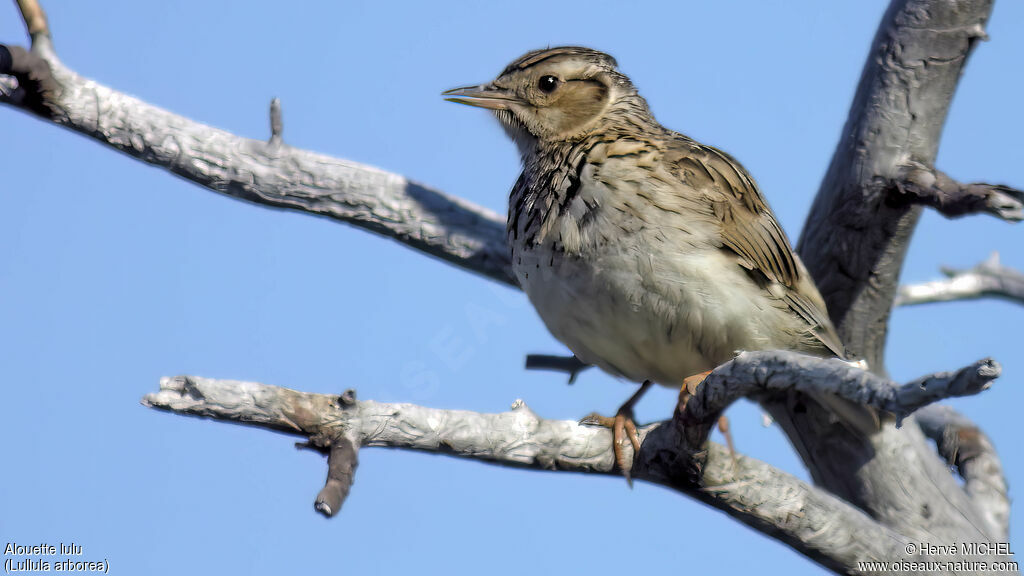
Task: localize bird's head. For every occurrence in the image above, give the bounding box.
[444,47,644,150]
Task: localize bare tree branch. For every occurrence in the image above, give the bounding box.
[780,0,1015,548]
[524,353,590,383]
[915,405,1010,542]
[897,252,1024,307]
[138,352,1004,574]
[892,163,1024,221]
[3,0,1017,572]
[798,0,1000,367]
[678,352,1000,434]
[0,39,516,287]
[142,374,920,575]
[527,349,1003,431]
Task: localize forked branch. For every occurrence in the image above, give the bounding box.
[897,252,1024,307]
[140,352,1003,575]
[3,0,1018,572]
[143,372,920,575]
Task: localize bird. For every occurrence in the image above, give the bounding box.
[443,46,874,480]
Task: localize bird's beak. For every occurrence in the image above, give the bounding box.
[442,84,516,110]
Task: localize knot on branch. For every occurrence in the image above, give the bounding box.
[0,44,60,117]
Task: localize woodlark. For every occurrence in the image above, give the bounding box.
[444,46,873,479]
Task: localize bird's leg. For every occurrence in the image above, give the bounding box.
[717,414,736,457]
[580,380,654,485]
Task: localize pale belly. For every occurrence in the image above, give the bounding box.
[513,243,800,386]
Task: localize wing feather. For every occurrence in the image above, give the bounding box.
[666,137,844,358]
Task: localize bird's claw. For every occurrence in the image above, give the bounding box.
[580,381,652,485]
[580,408,641,485]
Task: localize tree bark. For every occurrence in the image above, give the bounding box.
[897,252,1024,307]
[143,354,995,576]
[775,0,1008,547]
[1,0,1017,574]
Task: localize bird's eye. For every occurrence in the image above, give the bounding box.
[537,75,560,94]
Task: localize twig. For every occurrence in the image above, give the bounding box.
[268,97,283,146]
[6,0,1015,569]
[896,252,1024,307]
[523,354,590,384]
[312,436,359,517]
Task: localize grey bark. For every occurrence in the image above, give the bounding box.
[142,370,941,576]
[678,352,999,430]
[1,0,1017,574]
[139,354,1009,574]
[797,0,995,367]
[897,252,1024,306]
[891,163,1024,221]
[0,38,515,287]
[916,404,1010,542]
[773,0,1011,552]
[137,352,1007,574]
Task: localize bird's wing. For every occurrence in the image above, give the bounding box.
[665,137,845,358]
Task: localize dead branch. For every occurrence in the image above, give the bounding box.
[892,163,1024,221]
[915,404,1010,541]
[897,252,1024,307]
[143,374,918,575]
[3,0,1017,573]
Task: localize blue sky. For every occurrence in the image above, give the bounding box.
[1,1,1022,574]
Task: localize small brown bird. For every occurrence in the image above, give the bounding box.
[444,47,872,478]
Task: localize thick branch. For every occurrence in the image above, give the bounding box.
[896,252,1024,307]
[915,405,1010,541]
[780,0,1012,547]
[799,0,996,367]
[142,375,916,575]
[892,163,1024,221]
[140,351,1005,574]
[4,1,1015,568]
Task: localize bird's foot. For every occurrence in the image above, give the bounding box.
[580,380,653,486]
